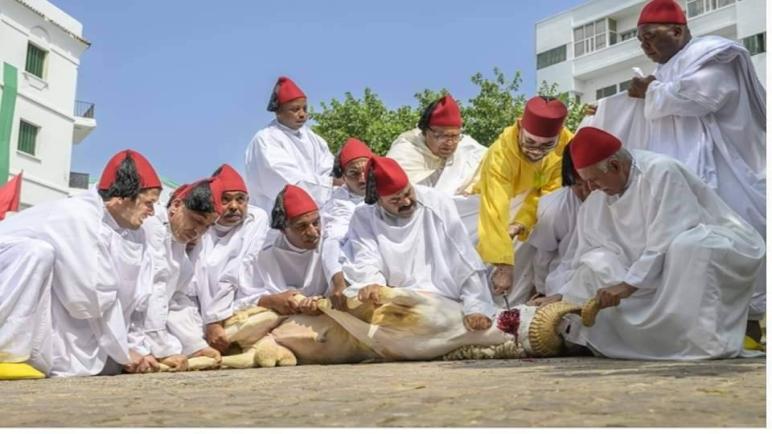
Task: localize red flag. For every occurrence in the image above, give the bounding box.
[0,172,22,220]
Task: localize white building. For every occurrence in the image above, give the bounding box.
[535,0,766,103]
[0,0,94,208]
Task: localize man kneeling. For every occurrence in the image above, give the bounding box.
[342,157,497,330]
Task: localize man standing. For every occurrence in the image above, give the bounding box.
[239,185,329,316]
[245,76,336,213]
[129,178,224,372]
[627,0,766,330]
[321,138,374,309]
[559,127,764,360]
[192,164,271,353]
[0,150,161,379]
[388,94,486,195]
[475,96,573,296]
[342,157,498,331]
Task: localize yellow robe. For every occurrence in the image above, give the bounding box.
[473,121,573,265]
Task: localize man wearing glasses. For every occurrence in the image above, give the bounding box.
[474,96,573,302]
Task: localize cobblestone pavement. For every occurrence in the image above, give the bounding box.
[1,357,765,427]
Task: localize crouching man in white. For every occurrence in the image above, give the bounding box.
[557,127,765,360]
[128,177,225,372]
[195,164,270,354]
[0,150,161,379]
[342,156,498,330]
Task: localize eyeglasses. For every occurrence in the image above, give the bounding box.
[428,128,463,144]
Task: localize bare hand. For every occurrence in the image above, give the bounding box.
[463,313,493,331]
[491,264,514,295]
[260,290,302,315]
[124,350,160,374]
[205,322,229,353]
[527,293,563,307]
[627,75,656,99]
[596,283,637,309]
[329,272,348,311]
[297,296,322,315]
[507,223,525,239]
[357,284,384,305]
[159,354,189,372]
[583,104,597,116]
[191,346,222,365]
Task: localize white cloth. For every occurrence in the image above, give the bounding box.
[320,185,365,279]
[0,190,152,376]
[527,187,582,296]
[341,185,498,318]
[560,151,765,360]
[584,35,766,317]
[244,119,335,213]
[240,231,329,302]
[387,128,487,195]
[193,206,270,324]
[129,209,207,358]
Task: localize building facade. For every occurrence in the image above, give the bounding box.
[0,0,94,208]
[536,0,766,103]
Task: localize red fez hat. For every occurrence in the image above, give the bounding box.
[174,178,225,215]
[366,156,409,197]
[339,138,374,169]
[267,76,306,111]
[214,164,247,193]
[429,95,463,128]
[281,185,318,220]
[521,97,568,138]
[98,149,161,190]
[569,127,622,170]
[638,0,687,26]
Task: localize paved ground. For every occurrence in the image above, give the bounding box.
[2,357,765,427]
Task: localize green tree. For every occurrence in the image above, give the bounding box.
[310,69,586,156]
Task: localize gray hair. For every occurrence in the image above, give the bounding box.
[594,148,632,173]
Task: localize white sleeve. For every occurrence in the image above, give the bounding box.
[341,210,387,288]
[166,291,207,356]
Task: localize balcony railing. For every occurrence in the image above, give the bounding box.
[74,100,95,119]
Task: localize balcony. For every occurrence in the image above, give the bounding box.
[573,37,646,80]
[73,100,97,144]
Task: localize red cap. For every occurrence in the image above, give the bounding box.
[214,164,247,193]
[98,149,161,190]
[569,127,622,170]
[366,156,409,197]
[429,95,463,127]
[270,76,306,108]
[339,138,374,169]
[521,97,567,138]
[174,178,225,215]
[638,0,687,26]
[281,185,318,219]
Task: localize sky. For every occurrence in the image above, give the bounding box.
[57,0,586,184]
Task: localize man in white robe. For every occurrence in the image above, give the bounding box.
[0,150,162,378]
[321,138,374,309]
[342,157,498,330]
[239,185,330,316]
[626,0,766,335]
[557,127,764,360]
[129,178,224,371]
[244,76,337,213]
[193,164,270,353]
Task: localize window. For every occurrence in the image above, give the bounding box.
[25,43,46,79]
[743,32,766,56]
[18,120,39,156]
[595,84,617,100]
[537,45,567,69]
[573,18,616,57]
[619,80,633,92]
[687,0,735,18]
[620,29,638,42]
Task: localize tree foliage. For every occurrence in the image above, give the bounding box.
[310,68,586,156]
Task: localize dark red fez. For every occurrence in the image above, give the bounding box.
[638,0,687,26]
[274,76,305,105]
[429,95,463,128]
[366,156,409,197]
[214,164,247,193]
[521,97,568,138]
[281,185,318,219]
[98,149,161,190]
[569,127,622,170]
[339,138,374,169]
